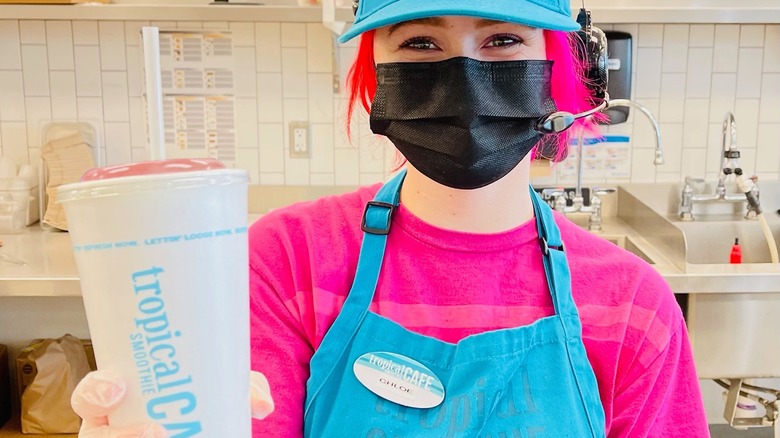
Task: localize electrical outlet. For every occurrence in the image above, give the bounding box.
[289,121,310,158]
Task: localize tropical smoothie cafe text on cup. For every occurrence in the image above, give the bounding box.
[131,265,202,436]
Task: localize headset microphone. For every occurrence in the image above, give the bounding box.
[536,94,610,134]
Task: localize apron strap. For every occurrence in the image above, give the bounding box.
[307,172,402,352]
[345,170,405,310]
[305,171,406,414]
[529,189,581,322]
[529,190,602,435]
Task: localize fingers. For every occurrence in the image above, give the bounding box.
[249,371,275,420]
[71,370,127,421]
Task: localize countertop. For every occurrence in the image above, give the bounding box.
[3,213,779,297]
[0,227,80,297]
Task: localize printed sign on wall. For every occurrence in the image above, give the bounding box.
[557,135,631,182]
[143,29,236,163]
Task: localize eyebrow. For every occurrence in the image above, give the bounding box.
[387,17,507,36]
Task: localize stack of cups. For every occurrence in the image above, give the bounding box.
[57,158,251,436]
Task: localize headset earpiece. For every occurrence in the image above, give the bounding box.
[575,8,609,105]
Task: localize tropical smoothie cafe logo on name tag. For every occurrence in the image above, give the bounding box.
[130,266,202,436]
[353,352,446,409]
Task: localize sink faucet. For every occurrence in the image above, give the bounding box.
[542,186,615,232]
[719,112,739,196]
[543,98,664,232]
[607,99,665,166]
[679,112,759,221]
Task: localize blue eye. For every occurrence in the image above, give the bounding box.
[400,37,438,51]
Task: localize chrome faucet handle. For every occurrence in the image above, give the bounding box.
[719,112,740,195]
[680,178,699,221]
[541,188,565,197]
[654,148,664,165]
[541,188,567,212]
[588,187,615,233]
[743,175,761,220]
[591,187,616,197]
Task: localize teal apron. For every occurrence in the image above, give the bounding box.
[304,170,606,437]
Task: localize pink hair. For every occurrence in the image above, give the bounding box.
[345,29,600,162]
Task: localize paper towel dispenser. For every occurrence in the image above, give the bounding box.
[602,31,632,124]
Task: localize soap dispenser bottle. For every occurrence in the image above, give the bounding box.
[730,238,742,264]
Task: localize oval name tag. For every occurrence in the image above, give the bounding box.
[353,351,445,409]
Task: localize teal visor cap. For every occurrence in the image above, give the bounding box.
[338,0,582,43]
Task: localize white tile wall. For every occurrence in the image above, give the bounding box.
[98,22,126,71]
[49,71,77,120]
[19,21,45,45]
[46,22,74,71]
[72,21,98,45]
[21,45,49,97]
[0,71,25,121]
[25,96,50,149]
[0,20,777,186]
[0,21,22,70]
[765,26,780,73]
[689,24,715,48]
[74,46,102,97]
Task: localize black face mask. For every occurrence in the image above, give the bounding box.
[370,57,557,190]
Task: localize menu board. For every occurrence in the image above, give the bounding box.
[144,29,236,163]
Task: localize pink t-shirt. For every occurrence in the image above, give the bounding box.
[248,184,709,437]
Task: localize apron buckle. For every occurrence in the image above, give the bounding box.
[361,201,395,235]
[539,236,565,255]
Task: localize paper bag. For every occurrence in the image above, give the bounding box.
[18,334,91,434]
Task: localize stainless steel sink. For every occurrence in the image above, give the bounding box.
[617,181,780,273]
[616,181,780,379]
[605,235,655,265]
[675,220,779,265]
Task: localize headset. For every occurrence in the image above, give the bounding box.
[575,6,609,105]
[537,3,610,134]
[349,0,610,135]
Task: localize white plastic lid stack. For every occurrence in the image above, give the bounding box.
[0,157,38,232]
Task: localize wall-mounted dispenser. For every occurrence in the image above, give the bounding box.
[602,31,632,124]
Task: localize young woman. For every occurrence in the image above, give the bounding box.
[74,1,709,436]
[248,2,709,437]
